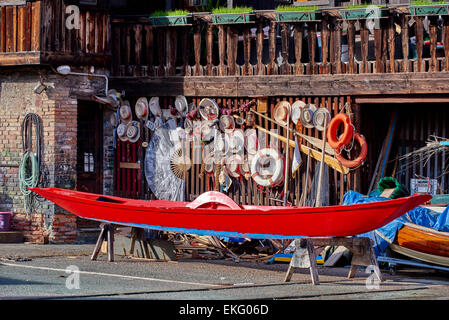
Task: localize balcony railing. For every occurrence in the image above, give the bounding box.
[110,6,449,77]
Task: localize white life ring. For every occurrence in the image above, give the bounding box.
[250,148,284,187]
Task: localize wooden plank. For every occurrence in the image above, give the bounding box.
[429,16,438,72]
[218,25,226,76]
[401,14,409,73]
[5,6,13,52]
[294,23,303,75]
[267,20,277,75]
[334,19,342,74]
[226,25,238,76]
[347,21,356,74]
[193,22,202,76]
[360,20,369,74]
[97,12,104,54]
[415,16,424,72]
[144,25,153,76]
[25,2,31,51]
[374,25,383,73]
[206,23,213,76]
[444,17,449,72]
[166,27,176,76]
[280,23,290,75]
[79,10,86,53]
[134,24,142,74]
[12,5,17,52]
[112,72,449,97]
[243,25,251,76]
[17,6,26,52]
[0,6,6,52]
[256,21,264,75]
[388,16,395,73]
[307,22,316,75]
[321,19,329,74]
[0,51,40,65]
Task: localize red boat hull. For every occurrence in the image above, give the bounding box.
[30,188,431,239]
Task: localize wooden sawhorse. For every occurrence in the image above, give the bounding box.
[91,223,115,262]
[284,237,383,285]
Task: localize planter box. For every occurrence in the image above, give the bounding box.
[340,7,388,20]
[275,10,322,22]
[211,12,255,24]
[409,4,449,16]
[150,15,193,26]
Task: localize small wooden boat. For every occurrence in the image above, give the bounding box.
[391,222,449,267]
[30,188,431,239]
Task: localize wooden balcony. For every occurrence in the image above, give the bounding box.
[0,0,111,67]
[110,7,449,79]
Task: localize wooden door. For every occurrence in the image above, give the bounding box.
[76,100,103,228]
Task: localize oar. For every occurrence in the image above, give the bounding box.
[283,109,291,206]
[315,117,329,207]
[301,149,311,206]
[250,109,334,155]
[255,125,349,175]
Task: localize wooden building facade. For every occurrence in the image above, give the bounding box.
[0,0,449,242]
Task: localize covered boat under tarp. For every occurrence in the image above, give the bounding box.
[344,191,449,262]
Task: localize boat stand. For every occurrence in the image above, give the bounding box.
[284,237,383,285]
[91,223,115,262]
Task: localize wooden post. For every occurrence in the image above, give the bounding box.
[331,17,342,74]
[321,19,329,74]
[181,26,189,76]
[415,16,424,72]
[218,25,226,76]
[360,20,369,73]
[307,22,316,74]
[193,22,202,76]
[268,20,277,75]
[227,25,238,75]
[256,21,264,75]
[280,23,290,74]
[243,25,252,75]
[444,16,449,71]
[388,15,395,73]
[429,16,438,72]
[294,23,303,75]
[206,23,214,76]
[401,14,409,72]
[374,21,383,73]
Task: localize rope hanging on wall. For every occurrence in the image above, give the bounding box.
[19,113,42,216]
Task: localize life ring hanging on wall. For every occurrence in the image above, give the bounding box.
[250,148,284,188]
[327,113,354,150]
[335,133,368,169]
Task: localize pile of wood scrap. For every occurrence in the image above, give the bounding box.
[169,233,280,262]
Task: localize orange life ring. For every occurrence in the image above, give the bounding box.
[327,113,354,150]
[335,133,367,169]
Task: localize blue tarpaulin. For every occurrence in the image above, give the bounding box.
[342,191,449,256]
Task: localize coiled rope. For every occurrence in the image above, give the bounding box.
[19,113,42,215]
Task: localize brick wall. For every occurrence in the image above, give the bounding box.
[0,67,109,243]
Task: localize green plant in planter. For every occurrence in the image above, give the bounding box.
[210,6,254,24]
[275,5,321,22]
[409,0,449,16]
[341,3,387,20]
[150,10,193,26]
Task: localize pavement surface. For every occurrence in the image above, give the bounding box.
[1,243,449,303]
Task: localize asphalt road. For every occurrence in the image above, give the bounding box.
[1,244,449,303]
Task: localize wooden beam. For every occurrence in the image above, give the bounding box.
[0,51,40,65]
[111,72,449,97]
